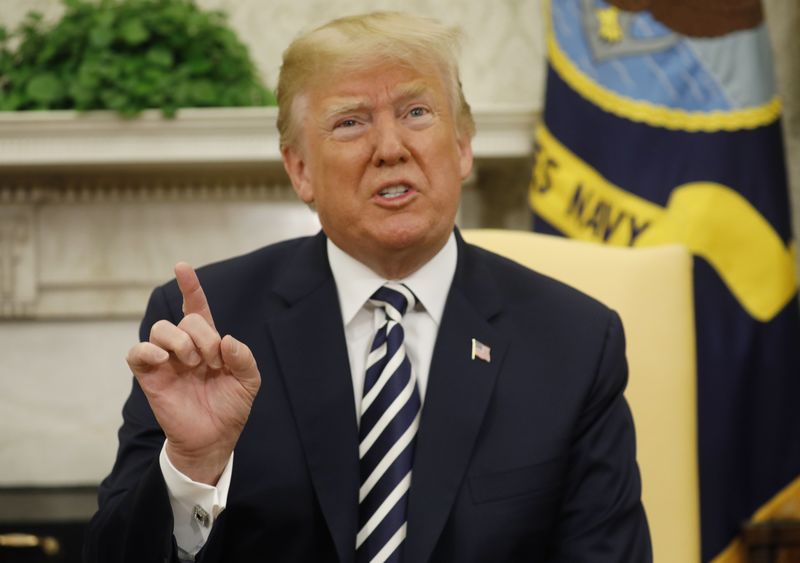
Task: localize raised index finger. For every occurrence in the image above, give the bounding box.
[175,262,215,328]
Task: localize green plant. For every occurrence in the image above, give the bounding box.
[0,0,275,117]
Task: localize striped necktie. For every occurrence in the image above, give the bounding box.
[356,282,421,563]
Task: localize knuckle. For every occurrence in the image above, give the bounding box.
[149,319,170,339]
[187,312,212,327]
[177,332,196,354]
[182,312,202,324]
[126,343,152,372]
[125,346,138,366]
[177,314,195,330]
[180,313,217,337]
[202,337,221,356]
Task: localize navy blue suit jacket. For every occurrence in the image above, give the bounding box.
[85,230,651,562]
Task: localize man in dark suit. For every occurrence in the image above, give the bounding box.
[85,11,651,563]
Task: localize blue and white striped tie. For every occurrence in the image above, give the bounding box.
[356,282,421,563]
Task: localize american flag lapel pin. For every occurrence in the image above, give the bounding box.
[471,338,491,363]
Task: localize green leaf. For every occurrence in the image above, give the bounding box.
[101,90,129,111]
[119,18,149,46]
[185,57,212,75]
[190,79,216,106]
[24,12,44,26]
[121,57,145,77]
[0,51,12,71]
[96,11,115,29]
[3,92,25,111]
[89,26,113,48]
[37,42,59,64]
[26,73,64,105]
[145,46,173,68]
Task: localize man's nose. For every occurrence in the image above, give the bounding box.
[371,117,410,167]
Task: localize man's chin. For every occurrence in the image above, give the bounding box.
[373,225,440,253]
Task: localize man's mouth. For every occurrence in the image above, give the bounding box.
[378,185,411,199]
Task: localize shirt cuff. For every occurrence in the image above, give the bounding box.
[159,441,234,556]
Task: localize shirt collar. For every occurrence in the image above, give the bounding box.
[327,232,457,326]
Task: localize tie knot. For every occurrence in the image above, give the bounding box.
[370,282,416,318]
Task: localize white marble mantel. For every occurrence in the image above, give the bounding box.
[0,105,536,320]
[0,105,535,167]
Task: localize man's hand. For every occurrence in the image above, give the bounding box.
[126,262,261,485]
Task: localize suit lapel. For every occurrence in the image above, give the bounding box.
[268,233,358,563]
[405,236,509,563]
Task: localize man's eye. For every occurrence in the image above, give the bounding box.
[336,119,358,128]
[408,106,428,118]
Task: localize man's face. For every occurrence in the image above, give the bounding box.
[282,61,473,277]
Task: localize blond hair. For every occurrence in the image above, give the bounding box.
[276,11,475,149]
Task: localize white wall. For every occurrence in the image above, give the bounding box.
[0,0,547,108]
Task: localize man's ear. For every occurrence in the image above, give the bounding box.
[282,145,314,204]
[457,133,474,181]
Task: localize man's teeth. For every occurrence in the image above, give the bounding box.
[379,185,409,198]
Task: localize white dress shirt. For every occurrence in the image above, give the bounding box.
[160,233,458,555]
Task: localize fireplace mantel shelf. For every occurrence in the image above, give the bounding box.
[0,105,536,168]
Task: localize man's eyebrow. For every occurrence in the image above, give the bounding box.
[320,82,432,122]
[322,99,372,122]
[392,82,430,104]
